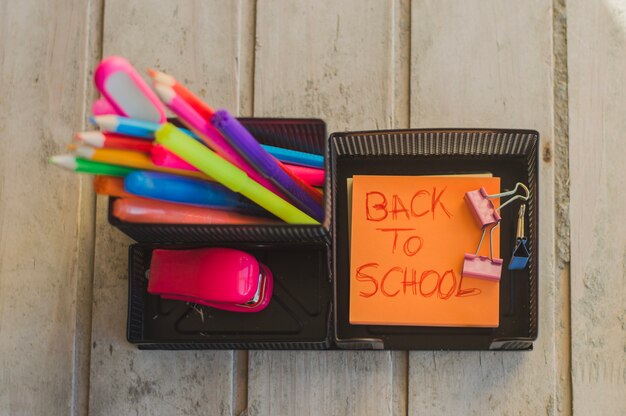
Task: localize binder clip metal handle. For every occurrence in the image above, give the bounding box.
[464,182,530,229]
[508,204,530,270]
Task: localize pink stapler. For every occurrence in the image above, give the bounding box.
[147,248,273,313]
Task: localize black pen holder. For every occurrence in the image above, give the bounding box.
[110,120,539,351]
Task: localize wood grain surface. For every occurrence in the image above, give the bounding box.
[87,1,252,415]
[0,0,96,414]
[408,1,559,415]
[568,1,626,415]
[0,0,624,415]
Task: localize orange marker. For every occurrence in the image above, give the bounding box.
[112,197,279,224]
[93,175,133,197]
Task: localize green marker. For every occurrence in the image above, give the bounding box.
[50,155,136,176]
[155,123,318,225]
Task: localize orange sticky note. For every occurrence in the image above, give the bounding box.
[349,175,501,327]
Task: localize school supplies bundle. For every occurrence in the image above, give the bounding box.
[49,56,540,348]
[51,56,325,225]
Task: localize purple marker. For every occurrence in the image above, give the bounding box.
[211,110,324,222]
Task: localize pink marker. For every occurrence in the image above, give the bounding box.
[94,56,166,123]
[153,84,284,197]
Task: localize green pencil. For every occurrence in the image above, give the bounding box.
[155,123,318,224]
[50,155,136,176]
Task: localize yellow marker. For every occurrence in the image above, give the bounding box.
[155,123,318,224]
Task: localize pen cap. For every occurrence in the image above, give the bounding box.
[95,56,166,123]
[212,110,279,175]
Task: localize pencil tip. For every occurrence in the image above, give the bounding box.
[75,146,96,159]
[154,83,175,104]
[50,154,77,170]
[76,131,105,147]
[148,69,175,86]
[92,115,117,130]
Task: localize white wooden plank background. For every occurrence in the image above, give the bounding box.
[568,1,626,415]
[0,0,96,414]
[248,1,408,415]
[1,0,625,415]
[408,1,559,415]
[87,1,252,415]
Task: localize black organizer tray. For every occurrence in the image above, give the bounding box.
[109,118,331,244]
[114,122,540,351]
[330,129,539,350]
[128,243,333,350]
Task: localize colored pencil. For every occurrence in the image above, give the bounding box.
[75,146,212,181]
[148,69,215,120]
[50,155,136,176]
[90,115,158,139]
[261,144,324,168]
[76,131,153,153]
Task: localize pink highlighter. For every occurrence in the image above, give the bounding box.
[94,56,166,124]
[147,248,273,313]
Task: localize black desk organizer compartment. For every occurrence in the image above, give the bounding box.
[115,120,539,351]
[127,243,333,350]
[330,129,539,350]
[109,118,331,244]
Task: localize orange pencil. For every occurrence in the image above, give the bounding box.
[75,146,213,181]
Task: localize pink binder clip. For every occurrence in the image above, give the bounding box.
[464,183,530,229]
[462,222,503,281]
[147,248,273,313]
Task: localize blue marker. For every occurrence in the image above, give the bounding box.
[261,145,324,168]
[124,171,270,216]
